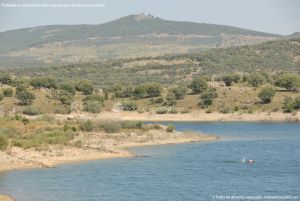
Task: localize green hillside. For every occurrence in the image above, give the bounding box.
[0,14,280,68]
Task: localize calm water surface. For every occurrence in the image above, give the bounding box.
[0,122,299,201]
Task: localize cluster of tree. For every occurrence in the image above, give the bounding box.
[30,77,57,89]
[110,83,162,100]
[275,73,300,91]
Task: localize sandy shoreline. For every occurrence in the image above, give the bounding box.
[0,129,216,173]
[51,111,300,122]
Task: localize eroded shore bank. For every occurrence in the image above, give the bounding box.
[52,111,300,122]
[0,127,217,173]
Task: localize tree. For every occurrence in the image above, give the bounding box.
[248,73,264,87]
[0,74,12,85]
[166,92,176,105]
[222,75,235,86]
[16,90,35,105]
[30,77,57,89]
[75,80,94,95]
[59,91,73,105]
[258,87,276,104]
[199,90,218,107]
[60,83,76,95]
[283,97,295,113]
[189,77,208,94]
[172,87,187,100]
[84,100,101,113]
[3,88,13,97]
[132,85,146,99]
[145,83,162,98]
[275,73,300,91]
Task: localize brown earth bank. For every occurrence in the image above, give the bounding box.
[0,126,217,173]
[50,111,300,122]
[0,195,15,201]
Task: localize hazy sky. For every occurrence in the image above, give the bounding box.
[0,0,299,35]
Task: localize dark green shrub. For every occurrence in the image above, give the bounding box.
[0,94,3,101]
[199,90,218,107]
[3,88,13,97]
[16,90,35,105]
[189,77,208,94]
[258,87,276,104]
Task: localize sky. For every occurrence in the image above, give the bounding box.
[0,0,299,35]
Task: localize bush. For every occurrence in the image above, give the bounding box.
[166,92,176,105]
[222,75,235,86]
[199,90,218,107]
[101,121,121,133]
[16,90,35,105]
[171,87,187,100]
[0,94,3,101]
[60,83,76,95]
[219,105,231,113]
[145,83,162,97]
[248,73,264,87]
[80,120,94,132]
[30,77,57,89]
[121,102,138,111]
[258,87,276,104]
[0,135,8,150]
[75,80,94,95]
[189,77,208,94]
[59,90,73,105]
[283,97,295,113]
[121,121,143,129]
[23,106,42,116]
[84,100,101,113]
[166,124,175,132]
[3,88,13,97]
[84,95,104,104]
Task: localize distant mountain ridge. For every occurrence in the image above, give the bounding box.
[0,13,281,68]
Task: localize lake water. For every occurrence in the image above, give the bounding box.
[0,122,300,201]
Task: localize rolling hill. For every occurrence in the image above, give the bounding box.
[3,37,299,87]
[0,13,280,68]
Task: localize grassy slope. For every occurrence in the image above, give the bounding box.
[1,83,298,115]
